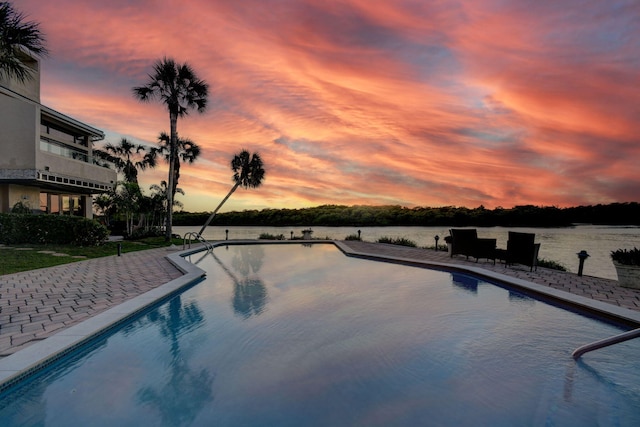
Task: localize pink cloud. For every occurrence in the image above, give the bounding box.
[16,0,640,211]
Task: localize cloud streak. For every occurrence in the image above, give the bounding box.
[18,0,640,211]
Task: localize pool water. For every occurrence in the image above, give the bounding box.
[1,243,640,426]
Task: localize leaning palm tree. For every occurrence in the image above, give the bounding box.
[133,57,208,241]
[94,138,156,184]
[199,150,265,236]
[0,2,48,82]
[156,131,201,201]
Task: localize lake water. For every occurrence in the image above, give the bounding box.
[176,225,640,280]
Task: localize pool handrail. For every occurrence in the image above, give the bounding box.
[572,327,640,359]
[183,232,213,252]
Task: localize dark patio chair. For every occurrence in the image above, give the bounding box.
[506,231,540,271]
[449,229,496,263]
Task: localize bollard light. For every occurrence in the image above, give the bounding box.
[577,250,589,276]
[434,235,440,251]
[117,242,122,256]
[358,230,361,240]
[225,229,229,240]
[291,231,294,240]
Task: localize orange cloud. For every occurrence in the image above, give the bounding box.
[17,0,640,211]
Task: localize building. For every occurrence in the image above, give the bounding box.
[0,53,116,218]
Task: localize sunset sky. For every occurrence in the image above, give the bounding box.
[17,0,640,213]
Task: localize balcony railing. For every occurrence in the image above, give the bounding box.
[39,138,115,169]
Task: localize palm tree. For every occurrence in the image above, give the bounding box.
[150,180,185,228]
[199,150,265,236]
[133,57,208,241]
[114,181,143,236]
[94,138,156,183]
[0,2,48,82]
[93,192,115,227]
[156,131,201,202]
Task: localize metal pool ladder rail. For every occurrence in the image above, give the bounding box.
[183,232,213,252]
[572,327,640,360]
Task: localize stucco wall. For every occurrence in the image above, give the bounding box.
[37,151,116,185]
[0,184,40,212]
[0,57,40,102]
[0,185,8,212]
[0,93,38,169]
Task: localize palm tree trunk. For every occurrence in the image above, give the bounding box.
[172,156,180,201]
[198,183,240,236]
[165,113,178,241]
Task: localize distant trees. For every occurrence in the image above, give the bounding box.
[0,2,48,82]
[133,57,209,241]
[173,202,640,228]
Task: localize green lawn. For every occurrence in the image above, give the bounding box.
[0,237,184,275]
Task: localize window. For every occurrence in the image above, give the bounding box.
[49,194,60,214]
[39,192,48,213]
[40,138,89,163]
[41,192,84,216]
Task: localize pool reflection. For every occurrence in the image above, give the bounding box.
[138,296,214,425]
[212,246,269,319]
[451,272,480,294]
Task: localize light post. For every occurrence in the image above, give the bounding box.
[577,250,589,276]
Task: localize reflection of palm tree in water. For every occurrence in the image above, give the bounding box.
[231,245,265,276]
[138,297,214,426]
[233,278,268,319]
[212,246,268,319]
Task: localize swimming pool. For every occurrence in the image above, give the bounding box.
[1,243,639,426]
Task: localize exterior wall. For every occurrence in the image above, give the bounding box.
[82,195,93,217]
[0,185,8,212]
[0,92,38,169]
[37,151,116,186]
[0,55,40,102]
[3,184,40,212]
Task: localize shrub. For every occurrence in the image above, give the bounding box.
[376,236,417,247]
[611,247,640,266]
[537,258,568,271]
[344,234,361,241]
[259,233,286,240]
[128,227,164,240]
[0,213,108,246]
[11,201,32,214]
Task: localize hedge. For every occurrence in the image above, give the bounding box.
[0,213,109,246]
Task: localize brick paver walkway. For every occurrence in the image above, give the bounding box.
[0,247,182,357]
[1,240,639,358]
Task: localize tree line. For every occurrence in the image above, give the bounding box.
[173,203,640,228]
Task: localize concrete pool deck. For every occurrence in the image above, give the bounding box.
[1,239,640,363]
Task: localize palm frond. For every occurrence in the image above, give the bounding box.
[0,2,48,82]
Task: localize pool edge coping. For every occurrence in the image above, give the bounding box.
[1,239,639,392]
